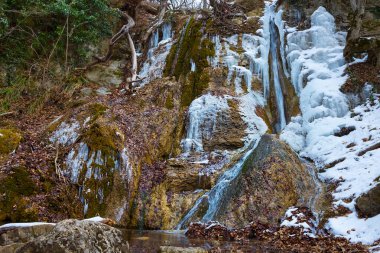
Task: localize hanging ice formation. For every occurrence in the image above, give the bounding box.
[137,22,173,87]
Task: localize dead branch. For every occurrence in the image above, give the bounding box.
[142,3,167,42]
[126,13,137,83]
[0,111,15,117]
[81,11,136,75]
[55,143,65,181]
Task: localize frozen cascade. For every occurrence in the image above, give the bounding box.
[285,6,347,98]
[278,7,380,245]
[241,3,289,131]
[65,142,133,215]
[138,22,173,87]
[181,94,229,153]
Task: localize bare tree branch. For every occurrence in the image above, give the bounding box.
[142,3,167,42]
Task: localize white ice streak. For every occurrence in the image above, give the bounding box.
[50,120,80,145]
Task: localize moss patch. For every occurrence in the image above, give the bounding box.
[0,129,22,155]
[0,167,38,222]
[88,103,108,121]
[81,123,119,154]
[164,18,215,107]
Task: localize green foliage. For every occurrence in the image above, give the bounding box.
[0,0,118,70]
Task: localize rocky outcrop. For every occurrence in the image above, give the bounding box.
[85,60,124,87]
[0,224,55,252]
[202,100,247,151]
[343,0,380,66]
[16,220,129,253]
[356,184,380,218]
[213,134,316,227]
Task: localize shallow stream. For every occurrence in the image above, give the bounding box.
[123,230,279,253]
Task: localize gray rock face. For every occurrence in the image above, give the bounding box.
[17,220,129,253]
[356,184,380,218]
[85,60,124,87]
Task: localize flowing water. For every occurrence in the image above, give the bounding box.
[269,18,287,131]
[176,141,259,230]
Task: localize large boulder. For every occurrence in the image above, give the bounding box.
[356,184,380,218]
[0,224,55,252]
[17,220,129,253]
[213,134,316,227]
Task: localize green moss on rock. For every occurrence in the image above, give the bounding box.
[0,167,38,222]
[0,129,22,155]
[164,18,215,107]
[81,123,118,155]
[76,121,124,217]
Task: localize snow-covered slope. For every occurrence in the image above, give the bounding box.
[279,6,380,245]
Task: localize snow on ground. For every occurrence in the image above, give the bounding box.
[281,207,317,238]
[0,222,56,229]
[328,212,380,245]
[279,6,380,245]
[0,217,108,229]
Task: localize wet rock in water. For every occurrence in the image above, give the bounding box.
[213,134,316,227]
[159,246,208,253]
[17,219,129,253]
[356,184,380,218]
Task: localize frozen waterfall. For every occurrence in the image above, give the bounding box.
[138,22,173,87]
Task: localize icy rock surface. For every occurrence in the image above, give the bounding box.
[65,143,133,215]
[215,2,289,131]
[49,120,80,146]
[181,94,230,153]
[138,23,173,87]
